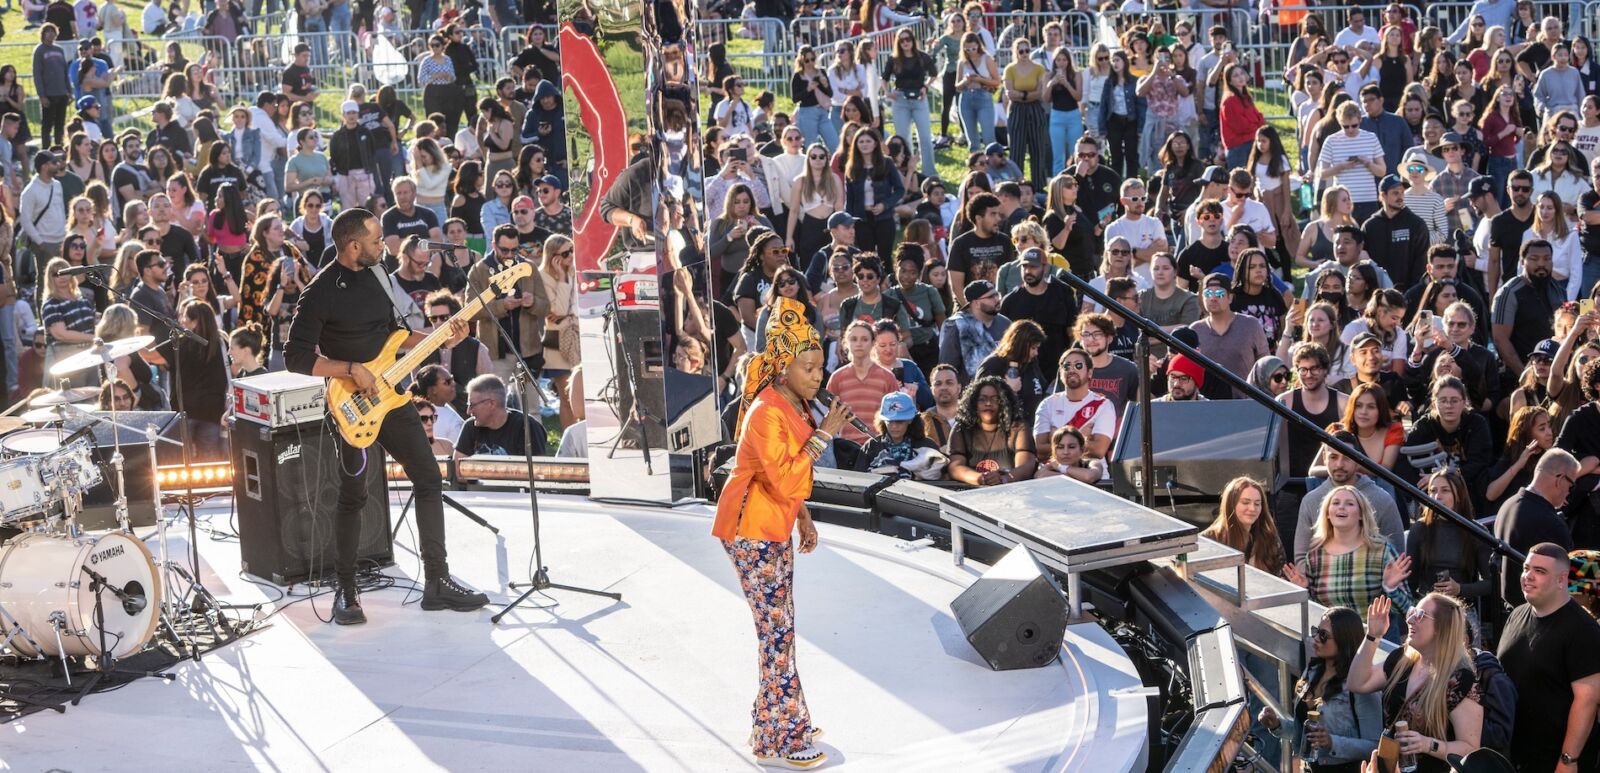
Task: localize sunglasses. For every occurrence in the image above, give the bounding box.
[1511,185,1532,192]
[1077,152,1099,159]
[419,414,437,423]
[1405,606,1433,623]
[1271,371,1289,383]
[1061,361,1086,371]
[513,208,533,215]
[1109,248,1132,255]
[1310,627,1332,644]
[32,342,45,351]
[494,181,513,188]
[550,249,573,259]
[777,277,799,287]
[1202,288,1228,299]
[1124,195,1146,203]
[1197,212,1221,222]
[428,314,451,323]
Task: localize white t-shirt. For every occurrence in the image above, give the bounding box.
[1340,319,1410,366]
[714,98,752,137]
[1575,125,1600,158]
[1333,25,1381,52]
[1105,215,1168,281]
[1033,390,1118,445]
[1083,273,1153,313]
[1227,197,1276,237]
[434,403,465,445]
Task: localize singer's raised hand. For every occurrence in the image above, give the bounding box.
[820,399,851,437]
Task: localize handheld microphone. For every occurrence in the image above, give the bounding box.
[57,264,115,278]
[814,387,877,439]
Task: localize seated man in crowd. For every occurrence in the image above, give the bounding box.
[455,373,547,458]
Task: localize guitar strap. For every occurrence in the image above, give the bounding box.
[366,264,413,333]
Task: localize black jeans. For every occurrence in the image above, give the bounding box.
[39,95,68,149]
[335,401,446,583]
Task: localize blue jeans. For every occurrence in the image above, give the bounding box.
[302,15,328,67]
[1583,253,1600,301]
[424,203,447,226]
[889,93,936,177]
[0,304,17,394]
[328,1,353,63]
[793,105,838,153]
[1048,108,1082,176]
[958,90,994,150]
[1200,106,1220,161]
[1486,154,1517,209]
[1225,141,1252,171]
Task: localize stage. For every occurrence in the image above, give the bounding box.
[2,493,1148,771]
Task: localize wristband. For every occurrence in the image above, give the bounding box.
[1365,633,1378,642]
[346,361,353,377]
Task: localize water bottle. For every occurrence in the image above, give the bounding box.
[1304,710,1323,764]
[1395,720,1417,772]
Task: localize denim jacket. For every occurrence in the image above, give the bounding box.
[1282,661,1383,766]
[1098,77,1147,133]
[226,128,261,174]
[844,165,905,223]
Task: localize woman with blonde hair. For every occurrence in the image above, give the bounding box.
[1200,476,1286,574]
[40,257,99,388]
[1285,484,1413,615]
[94,303,161,409]
[1529,190,1583,300]
[540,234,579,428]
[1295,185,1358,269]
[1349,592,1483,770]
[67,195,116,264]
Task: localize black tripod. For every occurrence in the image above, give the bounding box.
[69,566,174,706]
[476,267,620,623]
[602,286,659,474]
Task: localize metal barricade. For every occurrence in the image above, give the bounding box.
[500,23,557,64]
[696,17,793,96]
[222,31,358,98]
[789,14,855,47]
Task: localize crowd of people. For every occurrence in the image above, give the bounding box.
[689,1,1600,770]
[0,1,580,462]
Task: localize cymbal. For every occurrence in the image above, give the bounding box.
[0,417,28,434]
[48,336,156,377]
[20,404,92,423]
[30,386,101,407]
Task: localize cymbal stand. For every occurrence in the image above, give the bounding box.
[145,423,191,656]
[98,357,131,533]
[0,605,62,713]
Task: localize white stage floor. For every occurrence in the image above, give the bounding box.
[2,493,1147,771]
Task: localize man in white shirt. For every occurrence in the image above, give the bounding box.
[1222,169,1276,248]
[19,151,66,264]
[1032,348,1115,458]
[140,0,167,34]
[1105,178,1168,282]
[1333,7,1381,51]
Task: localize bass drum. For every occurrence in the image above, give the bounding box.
[0,532,161,659]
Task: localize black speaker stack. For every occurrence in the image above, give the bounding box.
[231,419,394,585]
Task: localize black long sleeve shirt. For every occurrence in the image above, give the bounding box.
[285,261,402,376]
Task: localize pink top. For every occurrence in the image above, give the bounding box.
[206,210,248,249]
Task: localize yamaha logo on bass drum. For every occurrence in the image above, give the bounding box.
[89,543,126,565]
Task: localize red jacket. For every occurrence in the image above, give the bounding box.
[1219,93,1265,150]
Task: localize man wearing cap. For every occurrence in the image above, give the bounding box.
[1189,273,1269,398]
[18,151,66,272]
[938,280,1011,383]
[509,194,546,252]
[1105,179,1169,281]
[1316,102,1386,222]
[1362,174,1432,291]
[68,40,110,137]
[1155,354,1208,401]
[280,43,318,107]
[330,100,381,210]
[983,142,1022,185]
[1429,131,1482,222]
[1332,331,1411,413]
[32,25,71,149]
[803,212,859,294]
[381,177,444,257]
[1000,247,1077,372]
[1497,542,1600,773]
[1182,166,1231,247]
[532,174,570,239]
[1032,348,1115,458]
[947,192,1015,300]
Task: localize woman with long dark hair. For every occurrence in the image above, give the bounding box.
[161,298,231,460]
[789,46,838,153]
[713,297,847,770]
[1479,85,1524,206]
[975,319,1046,425]
[1406,470,1493,638]
[206,182,251,281]
[1258,606,1384,770]
[1045,46,1083,177]
[842,128,904,260]
[1248,126,1301,268]
[416,35,460,136]
[476,98,516,186]
[954,31,1000,151]
[784,143,842,275]
[196,142,247,205]
[239,212,305,332]
[711,183,774,302]
[884,27,937,178]
[1151,131,1203,231]
[946,376,1038,486]
[1219,62,1265,171]
[1201,476,1287,574]
[447,160,486,239]
[1231,248,1290,345]
[1099,50,1143,178]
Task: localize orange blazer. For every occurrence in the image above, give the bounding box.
[712,387,816,542]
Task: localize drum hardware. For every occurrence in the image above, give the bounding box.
[28,387,101,408]
[67,563,174,706]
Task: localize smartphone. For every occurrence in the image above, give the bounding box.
[728,147,748,163]
[1583,299,1595,316]
[1293,297,1309,316]
[1419,309,1433,328]
[1158,51,1172,66]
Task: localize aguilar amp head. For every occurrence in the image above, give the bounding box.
[231,419,393,586]
[949,544,1068,671]
[1109,400,1288,501]
[65,411,183,530]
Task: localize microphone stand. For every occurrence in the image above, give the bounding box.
[464,253,619,625]
[81,273,209,581]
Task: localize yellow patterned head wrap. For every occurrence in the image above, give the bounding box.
[736,297,822,435]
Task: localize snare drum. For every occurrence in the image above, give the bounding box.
[0,455,49,526]
[0,429,65,458]
[0,531,161,659]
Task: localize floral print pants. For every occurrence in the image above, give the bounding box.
[724,537,814,757]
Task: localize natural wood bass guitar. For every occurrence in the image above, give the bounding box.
[327,262,532,448]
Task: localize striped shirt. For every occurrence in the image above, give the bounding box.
[1315,129,1383,203]
[1404,189,1450,245]
[1300,541,1413,613]
[41,295,96,343]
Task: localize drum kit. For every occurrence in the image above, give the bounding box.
[0,335,222,707]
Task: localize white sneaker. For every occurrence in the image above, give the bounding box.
[756,746,827,769]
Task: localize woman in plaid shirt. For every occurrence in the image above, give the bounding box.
[1286,485,1415,618]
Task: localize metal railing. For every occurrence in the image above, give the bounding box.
[698,17,794,97]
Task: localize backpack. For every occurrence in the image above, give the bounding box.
[1472,648,1517,755]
